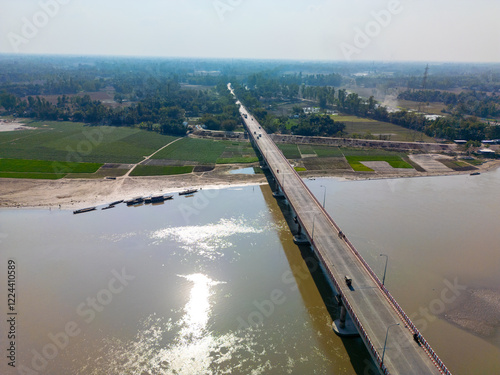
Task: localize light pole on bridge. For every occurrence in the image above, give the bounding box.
[379,254,389,286]
[312,213,317,240]
[381,323,400,368]
[320,185,326,209]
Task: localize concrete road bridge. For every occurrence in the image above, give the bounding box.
[229,84,452,375]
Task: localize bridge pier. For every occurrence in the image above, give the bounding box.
[293,222,310,245]
[272,181,285,199]
[332,301,360,338]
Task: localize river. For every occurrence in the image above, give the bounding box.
[1,168,499,374]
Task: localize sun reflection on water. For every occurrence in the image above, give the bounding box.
[178,274,224,341]
[150,218,263,259]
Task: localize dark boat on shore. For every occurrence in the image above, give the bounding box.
[470,172,481,176]
[109,200,124,206]
[145,195,163,204]
[125,197,144,206]
[179,189,198,196]
[102,205,116,210]
[73,207,97,214]
[145,195,174,204]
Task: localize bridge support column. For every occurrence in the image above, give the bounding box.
[293,222,309,245]
[339,306,347,328]
[332,300,360,338]
[272,181,285,199]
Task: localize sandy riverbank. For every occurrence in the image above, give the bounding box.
[1,161,499,210]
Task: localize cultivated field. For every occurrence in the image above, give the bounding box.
[280,145,414,173]
[0,158,102,179]
[130,165,195,177]
[0,120,179,164]
[152,137,258,164]
[334,115,435,142]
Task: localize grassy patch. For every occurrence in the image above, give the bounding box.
[313,146,344,157]
[298,144,316,155]
[337,116,435,142]
[0,158,102,174]
[331,115,379,123]
[0,120,179,163]
[438,159,477,172]
[346,155,413,170]
[253,167,264,174]
[345,159,374,172]
[216,157,259,164]
[0,172,65,179]
[303,157,351,171]
[341,148,408,157]
[284,119,299,130]
[277,144,301,159]
[294,167,307,172]
[462,158,483,166]
[130,165,194,176]
[153,138,256,164]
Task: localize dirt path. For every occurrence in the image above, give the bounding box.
[111,138,183,196]
[123,137,182,178]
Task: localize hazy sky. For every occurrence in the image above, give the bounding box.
[1,0,499,62]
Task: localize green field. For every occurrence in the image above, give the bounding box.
[152,138,257,164]
[0,172,67,179]
[298,144,316,155]
[332,115,379,123]
[0,120,178,163]
[216,157,259,164]
[346,155,413,171]
[277,144,301,159]
[331,115,434,142]
[130,165,194,176]
[462,158,483,166]
[0,158,103,179]
[0,158,102,173]
[312,146,345,157]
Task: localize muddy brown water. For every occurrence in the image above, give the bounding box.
[1,168,500,374]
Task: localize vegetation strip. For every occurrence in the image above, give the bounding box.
[0,158,102,173]
[130,165,194,176]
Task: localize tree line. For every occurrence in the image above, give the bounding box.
[398,89,500,119]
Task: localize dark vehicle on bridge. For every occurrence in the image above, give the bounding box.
[345,275,352,287]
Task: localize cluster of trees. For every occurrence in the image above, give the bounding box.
[426,117,500,141]
[0,78,242,136]
[337,90,376,116]
[289,114,345,137]
[398,89,500,119]
[367,106,500,141]
[356,72,500,92]
[245,72,342,103]
[3,77,105,97]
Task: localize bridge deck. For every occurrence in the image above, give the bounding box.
[230,85,451,375]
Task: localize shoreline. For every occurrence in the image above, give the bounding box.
[1,161,499,210]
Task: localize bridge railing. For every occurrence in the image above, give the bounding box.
[240,106,452,375]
